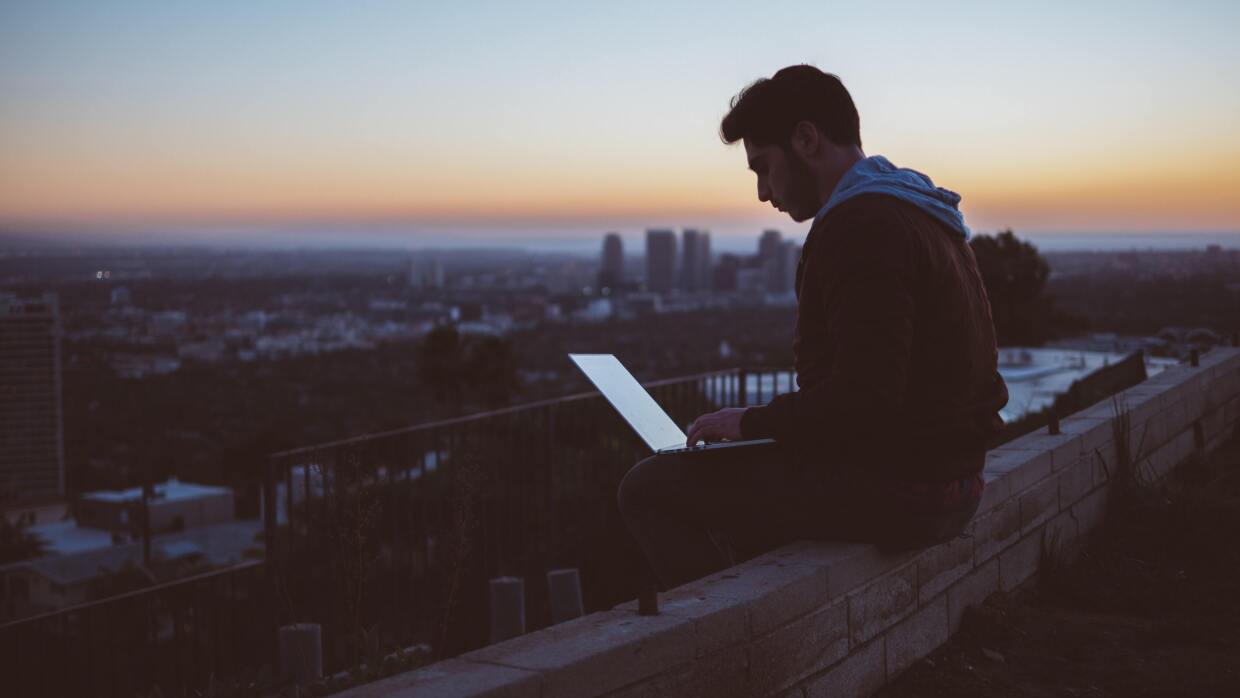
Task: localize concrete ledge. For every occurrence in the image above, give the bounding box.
[342,348,1240,698]
[340,658,541,698]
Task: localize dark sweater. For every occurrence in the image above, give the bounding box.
[740,192,1009,483]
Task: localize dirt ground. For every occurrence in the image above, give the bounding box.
[879,431,1240,698]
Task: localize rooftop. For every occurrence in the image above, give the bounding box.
[2,519,261,587]
[78,477,231,504]
[996,347,1178,422]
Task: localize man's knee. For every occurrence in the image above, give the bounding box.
[617,452,696,520]
[616,454,663,518]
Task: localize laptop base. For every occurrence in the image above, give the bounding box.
[656,438,776,455]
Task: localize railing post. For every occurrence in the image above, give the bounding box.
[263,457,281,675]
[278,623,323,685]
[263,457,277,567]
[546,568,585,624]
[638,581,659,616]
[738,369,748,406]
[489,577,526,643]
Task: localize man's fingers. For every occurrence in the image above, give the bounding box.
[686,418,702,446]
[686,414,713,446]
[688,409,739,446]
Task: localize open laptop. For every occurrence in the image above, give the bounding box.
[569,353,776,454]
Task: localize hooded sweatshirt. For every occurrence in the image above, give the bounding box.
[815,155,971,239]
[740,155,1009,485]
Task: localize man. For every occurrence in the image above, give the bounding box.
[617,65,1009,591]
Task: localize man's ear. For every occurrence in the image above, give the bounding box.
[790,121,820,159]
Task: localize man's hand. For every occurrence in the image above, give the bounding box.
[685,407,748,447]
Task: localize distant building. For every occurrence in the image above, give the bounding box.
[780,240,802,294]
[681,229,712,293]
[996,348,1177,423]
[758,230,788,293]
[599,232,624,291]
[76,478,234,535]
[645,229,677,294]
[409,255,445,290]
[759,230,790,293]
[0,292,65,502]
[736,267,767,294]
[176,339,228,363]
[713,253,741,292]
[622,293,662,315]
[109,354,181,379]
[148,310,187,338]
[759,229,783,262]
[1,519,259,621]
[572,298,614,322]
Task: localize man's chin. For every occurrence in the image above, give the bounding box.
[788,210,812,223]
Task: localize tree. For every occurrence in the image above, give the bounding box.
[417,325,464,407]
[0,516,46,564]
[463,336,520,408]
[969,229,1062,345]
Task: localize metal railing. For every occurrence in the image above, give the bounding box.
[263,366,795,668]
[0,561,269,698]
[0,366,795,695]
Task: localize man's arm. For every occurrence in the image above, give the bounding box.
[739,203,918,454]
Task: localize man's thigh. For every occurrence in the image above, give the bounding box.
[618,441,818,530]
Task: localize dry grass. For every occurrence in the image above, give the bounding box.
[882,424,1240,697]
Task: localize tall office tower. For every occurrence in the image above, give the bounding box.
[645,229,677,294]
[0,292,65,502]
[758,229,788,293]
[780,240,802,294]
[758,229,783,263]
[598,232,624,290]
[713,253,741,292]
[697,231,712,293]
[409,255,445,290]
[681,229,713,293]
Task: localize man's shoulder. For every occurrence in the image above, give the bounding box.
[809,193,929,257]
[814,192,933,234]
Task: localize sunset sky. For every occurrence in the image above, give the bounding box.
[2,1,1238,247]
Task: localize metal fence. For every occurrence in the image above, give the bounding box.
[263,366,795,668]
[0,561,269,698]
[0,366,794,695]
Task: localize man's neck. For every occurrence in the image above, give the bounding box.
[815,146,867,210]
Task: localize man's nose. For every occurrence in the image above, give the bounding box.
[757,180,770,203]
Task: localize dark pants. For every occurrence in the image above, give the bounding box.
[616,441,981,591]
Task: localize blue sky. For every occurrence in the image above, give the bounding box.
[2,1,1239,247]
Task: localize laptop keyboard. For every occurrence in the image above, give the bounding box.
[658,444,710,454]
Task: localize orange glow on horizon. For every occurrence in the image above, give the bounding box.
[3,131,1239,234]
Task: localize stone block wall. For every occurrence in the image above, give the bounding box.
[342,348,1240,698]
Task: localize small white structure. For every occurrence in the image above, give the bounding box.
[77,478,234,534]
[997,348,1177,423]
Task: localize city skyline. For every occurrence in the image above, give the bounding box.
[2,2,1239,245]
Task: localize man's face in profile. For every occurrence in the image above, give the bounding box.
[743,138,819,223]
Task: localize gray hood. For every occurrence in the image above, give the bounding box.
[813,155,971,239]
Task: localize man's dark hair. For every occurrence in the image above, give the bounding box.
[720,65,861,149]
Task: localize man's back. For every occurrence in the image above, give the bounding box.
[741,192,1009,482]
[624,66,1009,591]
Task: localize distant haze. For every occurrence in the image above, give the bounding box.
[3,225,1238,257]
